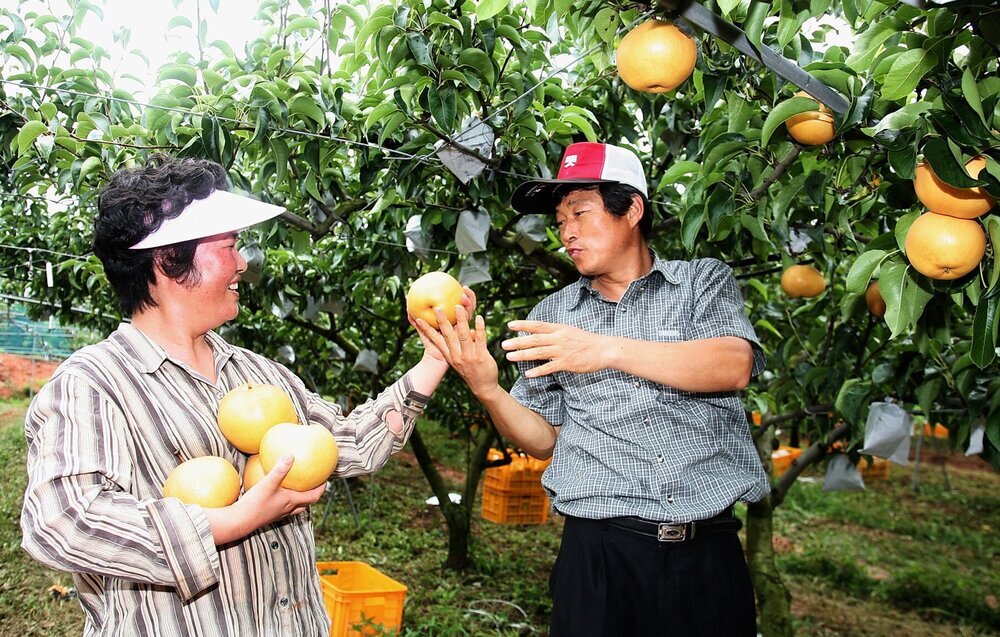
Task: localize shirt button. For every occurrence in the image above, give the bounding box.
[620,307,627,313]
[216,391,224,400]
[657,455,665,463]
[270,541,279,550]
[279,597,289,608]
[667,496,675,503]
[634,381,641,388]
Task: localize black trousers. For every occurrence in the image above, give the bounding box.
[548,515,757,636]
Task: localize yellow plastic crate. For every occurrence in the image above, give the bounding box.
[482,485,550,525]
[771,445,802,477]
[860,457,891,481]
[484,448,551,493]
[317,561,407,637]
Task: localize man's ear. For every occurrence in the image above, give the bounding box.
[626,194,644,229]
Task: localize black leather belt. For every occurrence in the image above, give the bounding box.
[605,508,742,542]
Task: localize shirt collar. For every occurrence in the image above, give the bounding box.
[569,251,683,310]
[111,322,238,374]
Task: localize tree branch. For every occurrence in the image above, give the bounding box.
[284,315,360,360]
[748,145,802,203]
[771,420,850,507]
[489,228,577,283]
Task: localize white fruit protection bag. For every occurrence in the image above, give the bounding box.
[860,401,912,465]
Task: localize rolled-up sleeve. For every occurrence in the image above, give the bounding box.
[303,371,430,477]
[688,258,766,377]
[20,372,221,601]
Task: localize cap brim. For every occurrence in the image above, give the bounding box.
[129,190,286,249]
[511,178,618,214]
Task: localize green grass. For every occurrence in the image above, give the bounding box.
[0,398,85,637]
[2,398,998,636]
[775,464,1000,636]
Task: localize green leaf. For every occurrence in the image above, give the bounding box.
[475,0,507,21]
[662,160,700,184]
[705,186,734,234]
[962,68,987,125]
[592,7,618,45]
[835,378,873,426]
[681,207,705,252]
[894,209,920,255]
[879,257,909,335]
[304,172,323,202]
[867,101,932,136]
[270,137,289,185]
[916,378,941,419]
[17,120,48,155]
[744,1,769,46]
[563,112,597,142]
[754,318,782,338]
[289,95,326,127]
[702,140,746,175]
[971,294,1000,368]
[167,16,192,30]
[249,107,270,146]
[407,33,435,69]
[364,100,400,133]
[5,43,34,67]
[880,48,937,101]
[283,16,320,35]
[77,156,103,185]
[428,12,463,32]
[428,84,456,131]
[718,0,742,17]
[379,111,408,144]
[846,17,901,72]
[459,48,495,86]
[157,64,197,87]
[554,0,574,17]
[760,97,819,147]
[986,216,1000,294]
[521,139,546,165]
[739,211,772,245]
[922,137,983,188]
[355,16,392,48]
[846,249,887,294]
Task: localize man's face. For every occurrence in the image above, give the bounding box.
[554,188,635,277]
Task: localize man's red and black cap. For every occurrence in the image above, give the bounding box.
[511,142,649,214]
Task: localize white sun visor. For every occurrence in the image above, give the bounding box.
[129,189,286,250]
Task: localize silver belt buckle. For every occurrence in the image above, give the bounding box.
[657,522,689,542]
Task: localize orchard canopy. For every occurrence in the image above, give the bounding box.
[1,0,999,469]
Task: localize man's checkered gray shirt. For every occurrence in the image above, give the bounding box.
[511,254,770,523]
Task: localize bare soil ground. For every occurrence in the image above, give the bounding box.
[0,354,61,399]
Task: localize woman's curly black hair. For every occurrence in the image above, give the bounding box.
[93,154,228,316]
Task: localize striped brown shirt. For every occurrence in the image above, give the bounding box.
[21,323,429,636]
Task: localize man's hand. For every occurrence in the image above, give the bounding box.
[408,286,477,364]
[503,320,611,378]
[412,304,501,400]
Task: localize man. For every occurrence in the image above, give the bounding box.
[21,155,464,636]
[416,142,768,636]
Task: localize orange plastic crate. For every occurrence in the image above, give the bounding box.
[482,485,550,525]
[770,445,802,477]
[484,448,551,493]
[860,457,891,481]
[317,561,407,637]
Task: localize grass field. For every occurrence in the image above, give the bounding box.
[1,397,997,636]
